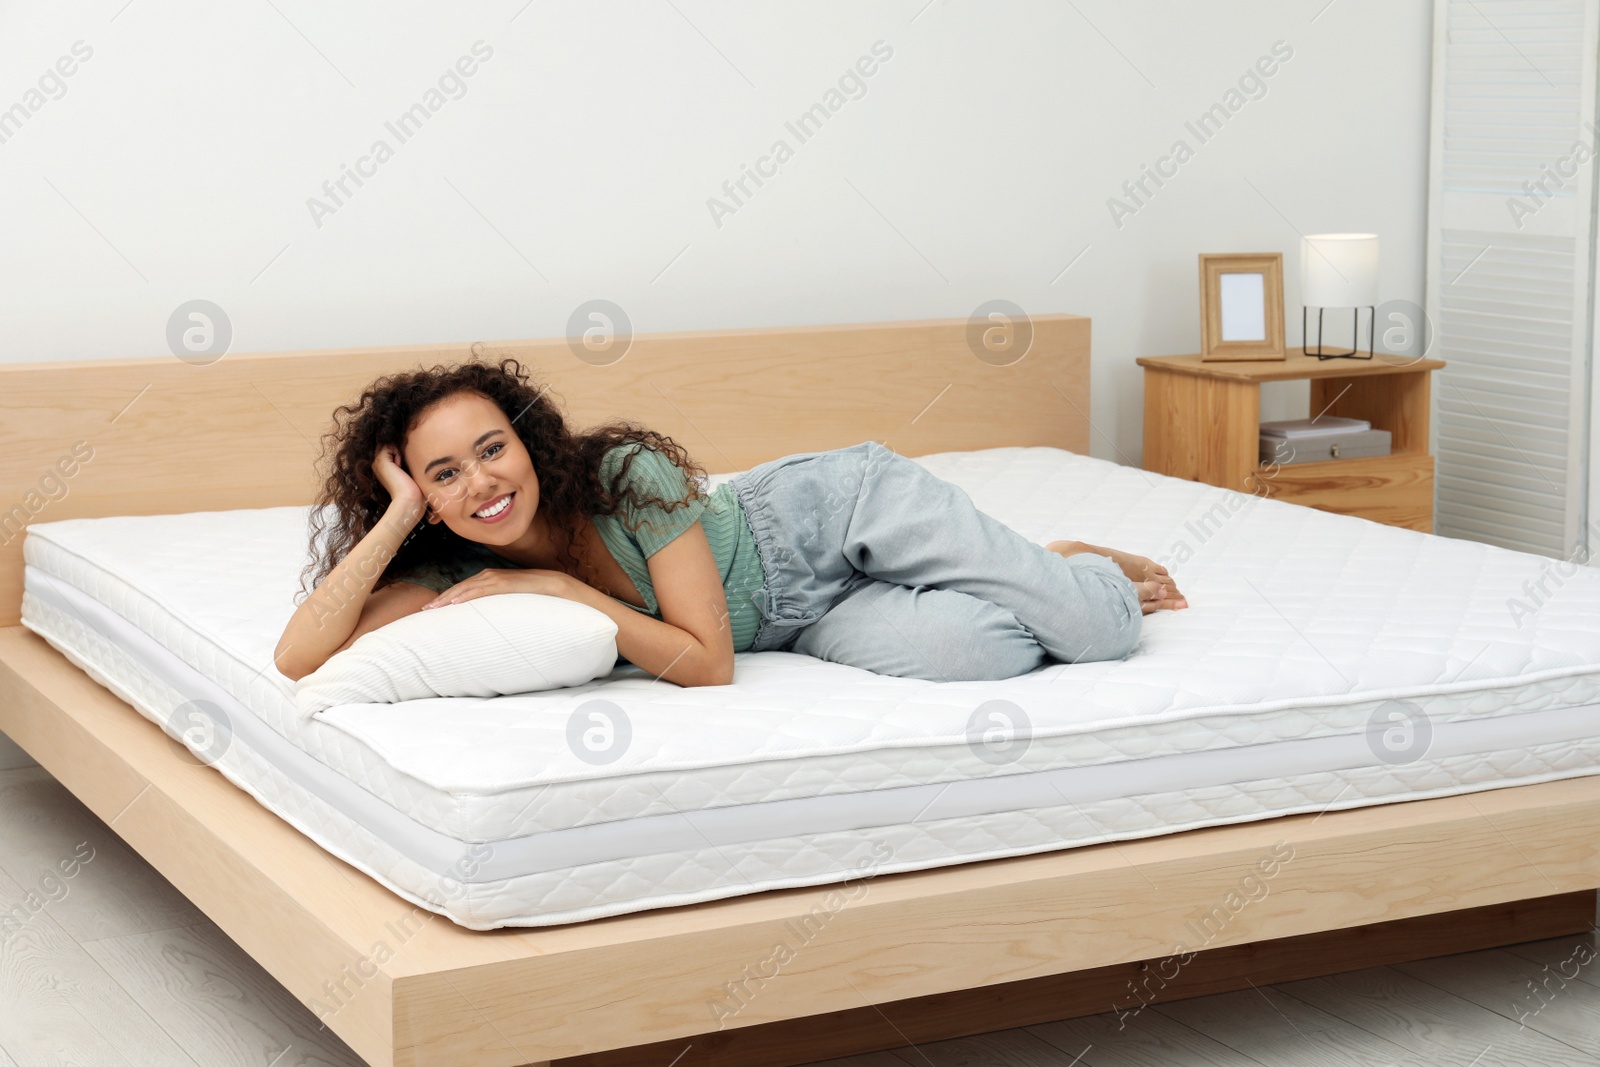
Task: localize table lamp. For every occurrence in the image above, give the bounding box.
[1300,233,1378,360]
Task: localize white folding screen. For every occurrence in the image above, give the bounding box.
[1425,0,1597,557]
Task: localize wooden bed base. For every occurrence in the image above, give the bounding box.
[4,627,1596,1066]
[2,316,1597,1066]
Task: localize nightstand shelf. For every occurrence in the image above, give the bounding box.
[1136,349,1446,532]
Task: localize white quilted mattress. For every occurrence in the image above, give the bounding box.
[18,446,1600,929]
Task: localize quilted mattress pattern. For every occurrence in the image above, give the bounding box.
[19,446,1600,928]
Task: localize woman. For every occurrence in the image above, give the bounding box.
[274,356,1186,687]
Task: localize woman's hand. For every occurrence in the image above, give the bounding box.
[421,568,577,610]
[373,443,424,509]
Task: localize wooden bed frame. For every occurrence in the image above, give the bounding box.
[1,315,1596,1067]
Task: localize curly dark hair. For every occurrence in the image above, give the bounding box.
[295,349,710,605]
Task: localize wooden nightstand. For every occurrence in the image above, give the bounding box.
[1136,349,1446,532]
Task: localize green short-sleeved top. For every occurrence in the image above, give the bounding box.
[396,443,767,652]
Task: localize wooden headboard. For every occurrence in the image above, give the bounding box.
[0,314,1090,624]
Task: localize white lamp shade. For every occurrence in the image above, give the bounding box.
[1300,233,1379,307]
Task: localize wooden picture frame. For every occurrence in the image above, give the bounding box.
[1199,252,1286,361]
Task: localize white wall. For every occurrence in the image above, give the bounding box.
[0,0,1432,454]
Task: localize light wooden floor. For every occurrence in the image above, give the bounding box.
[1,762,1597,1067]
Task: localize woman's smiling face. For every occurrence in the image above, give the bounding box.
[402,390,541,545]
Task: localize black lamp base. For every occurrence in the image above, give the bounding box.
[1303,306,1375,360]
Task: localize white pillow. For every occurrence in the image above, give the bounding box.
[294,593,619,718]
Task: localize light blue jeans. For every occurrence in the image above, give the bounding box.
[728,441,1142,681]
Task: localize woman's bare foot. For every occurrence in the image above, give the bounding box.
[1048,540,1188,614]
